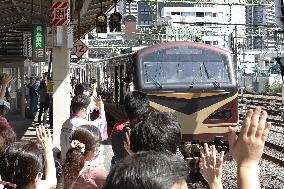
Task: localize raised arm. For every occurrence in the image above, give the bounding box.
[36,126,57,189]
[199,143,224,189]
[0,75,13,102]
[95,96,105,119]
[228,107,271,189]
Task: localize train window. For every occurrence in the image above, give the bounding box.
[143,61,230,84]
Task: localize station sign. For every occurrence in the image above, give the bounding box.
[72,40,88,58]
[46,27,53,49]
[32,25,46,62]
[23,33,32,57]
[51,1,70,26]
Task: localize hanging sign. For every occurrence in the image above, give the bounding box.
[23,33,32,57]
[46,27,53,49]
[67,25,74,49]
[72,40,88,58]
[47,78,53,94]
[32,25,46,62]
[51,1,70,26]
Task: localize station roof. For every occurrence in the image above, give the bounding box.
[0,0,114,37]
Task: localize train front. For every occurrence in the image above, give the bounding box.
[134,42,238,142]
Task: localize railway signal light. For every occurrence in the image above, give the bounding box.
[95,13,107,33]
[109,12,122,32]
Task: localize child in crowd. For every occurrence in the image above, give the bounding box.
[63,125,107,189]
[0,126,56,189]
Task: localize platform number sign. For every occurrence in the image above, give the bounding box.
[72,40,88,58]
[32,25,45,62]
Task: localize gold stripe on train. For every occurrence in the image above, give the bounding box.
[149,94,238,135]
[149,92,228,100]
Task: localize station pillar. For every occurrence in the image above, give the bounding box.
[52,26,71,148]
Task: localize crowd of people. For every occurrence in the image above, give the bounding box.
[0,80,272,189]
[26,73,53,127]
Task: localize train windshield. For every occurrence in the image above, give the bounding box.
[142,47,231,85]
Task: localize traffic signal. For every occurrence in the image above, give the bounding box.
[109,12,122,32]
[95,13,107,33]
[275,0,284,28]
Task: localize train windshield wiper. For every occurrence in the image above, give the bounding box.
[202,62,220,88]
[145,73,163,89]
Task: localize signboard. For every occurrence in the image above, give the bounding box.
[67,26,74,49]
[47,79,53,93]
[46,27,53,49]
[72,40,88,58]
[32,25,45,62]
[23,33,32,57]
[51,1,70,26]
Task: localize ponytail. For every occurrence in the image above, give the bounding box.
[63,125,102,187]
[63,143,86,183]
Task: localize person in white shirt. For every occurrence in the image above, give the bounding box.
[0,75,13,118]
[0,75,13,104]
[60,94,107,160]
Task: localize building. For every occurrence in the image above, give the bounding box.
[158,3,246,50]
[118,0,138,20]
[245,0,276,50]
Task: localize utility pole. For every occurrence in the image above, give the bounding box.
[233,25,238,80]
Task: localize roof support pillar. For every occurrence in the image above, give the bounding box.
[52,25,71,148]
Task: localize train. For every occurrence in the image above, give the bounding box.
[86,41,238,145]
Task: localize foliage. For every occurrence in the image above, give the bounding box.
[264,81,282,94]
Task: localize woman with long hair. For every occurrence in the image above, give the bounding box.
[63,125,107,189]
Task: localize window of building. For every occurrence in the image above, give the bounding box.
[171,12,181,15]
[181,12,195,16]
[204,41,211,45]
[140,20,152,25]
[141,8,150,15]
[213,13,217,17]
[213,41,218,45]
[196,12,205,17]
[205,12,212,17]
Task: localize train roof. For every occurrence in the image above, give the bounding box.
[135,41,231,57]
[88,42,231,65]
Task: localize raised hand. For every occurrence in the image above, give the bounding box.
[199,143,224,189]
[36,126,53,154]
[228,107,271,167]
[94,95,104,110]
[2,75,13,85]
